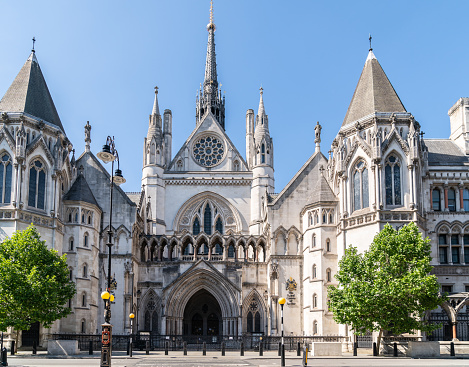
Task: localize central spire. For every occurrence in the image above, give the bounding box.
[196,0,225,129]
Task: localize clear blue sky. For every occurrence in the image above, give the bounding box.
[0,1,467,192]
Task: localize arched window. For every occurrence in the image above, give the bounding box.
[261,144,265,164]
[84,233,89,247]
[439,234,448,264]
[312,264,317,279]
[0,153,12,204]
[68,212,72,222]
[214,243,223,255]
[204,204,212,235]
[69,238,74,251]
[326,268,332,282]
[326,239,331,252]
[432,188,441,211]
[82,293,87,307]
[176,160,183,171]
[88,215,92,225]
[385,155,402,206]
[353,161,369,211]
[215,217,223,234]
[28,160,46,209]
[144,299,158,333]
[193,217,200,235]
[75,212,78,222]
[313,294,318,308]
[312,234,316,248]
[81,319,86,333]
[448,189,456,212]
[228,244,235,258]
[464,189,469,211]
[233,160,240,171]
[83,264,87,278]
[313,321,318,335]
[329,213,333,224]
[69,268,73,280]
[81,214,85,223]
[254,312,261,332]
[322,213,327,223]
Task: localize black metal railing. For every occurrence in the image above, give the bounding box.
[427,312,469,341]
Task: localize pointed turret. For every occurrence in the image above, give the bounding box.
[253,87,273,166]
[0,51,65,133]
[196,0,225,128]
[342,50,406,128]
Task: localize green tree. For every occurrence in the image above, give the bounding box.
[328,223,441,351]
[0,225,76,336]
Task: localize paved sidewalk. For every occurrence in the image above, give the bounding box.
[4,350,469,367]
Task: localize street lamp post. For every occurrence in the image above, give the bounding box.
[129,313,135,358]
[278,297,286,367]
[97,136,126,367]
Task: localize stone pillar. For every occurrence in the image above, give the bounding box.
[208,244,212,261]
[444,186,449,211]
[459,185,464,211]
[12,162,19,206]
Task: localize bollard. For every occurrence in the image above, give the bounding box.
[221,341,225,356]
[89,340,93,355]
[10,342,14,356]
[302,345,308,367]
[240,341,244,356]
[281,343,285,367]
[297,341,301,356]
[32,340,37,355]
[146,340,150,355]
[127,340,130,355]
[450,341,455,357]
[393,342,397,357]
[165,341,169,355]
[203,341,206,356]
[183,341,187,356]
[259,341,263,356]
[1,347,7,367]
[373,342,377,356]
[129,339,133,358]
[353,341,357,356]
[278,341,281,356]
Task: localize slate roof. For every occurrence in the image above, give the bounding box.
[0,52,65,133]
[307,173,337,205]
[424,139,469,166]
[63,173,100,207]
[342,50,406,128]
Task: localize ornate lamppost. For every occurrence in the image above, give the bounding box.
[97,136,126,367]
[278,297,286,367]
[129,313,135,358]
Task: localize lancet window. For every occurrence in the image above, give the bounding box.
[353,160,369,211]
[0,153,12,204]
[28,159,46,209]
[385,155,402,206]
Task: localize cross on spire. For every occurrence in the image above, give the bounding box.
[32,37,36,53]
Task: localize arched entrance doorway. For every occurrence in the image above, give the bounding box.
[183,289,222,336]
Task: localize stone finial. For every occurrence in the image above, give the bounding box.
[84,121,91,152]
[314,121,322,153]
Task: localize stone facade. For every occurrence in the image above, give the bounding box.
[0,7,468,348]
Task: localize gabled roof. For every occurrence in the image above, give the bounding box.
[342,50,406,128]
[63,173,100,208]
[0,52,65,133]
[307,173,337,205]
[424,139,469,166]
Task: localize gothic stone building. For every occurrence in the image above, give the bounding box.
[1,11,468,348]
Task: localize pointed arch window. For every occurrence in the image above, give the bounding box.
[313,294,318,308]
[247,312,253,333]
[312,264,317,279]
[353,161,369,211]
[312,234,316,248]
[313,321,318,335]
[193,217,200,235]
[228,244,235,258]
[28,160,46,209]
[215,217,223,234]
[0,153,12,204]
[385,155,402,206]
[82,292,87,307]
[144,299,158,333]
[261,144,266,164]
[204,204,212,235]
[448,189,456,212]
[464,189,469,211]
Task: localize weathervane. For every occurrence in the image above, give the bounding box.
[369,34,372,51]
[32,37,36,53]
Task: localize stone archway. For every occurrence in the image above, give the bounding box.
[164,261,240,336]
[183,289,222,336]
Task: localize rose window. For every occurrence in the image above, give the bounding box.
[193,135,225,167]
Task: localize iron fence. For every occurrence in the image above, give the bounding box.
[427,312,469,341]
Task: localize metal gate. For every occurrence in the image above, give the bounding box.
[357,331,372,348]
[21,322,40,347]
[428,312,469,341]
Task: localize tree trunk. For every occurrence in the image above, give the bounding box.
[376,329,383,355]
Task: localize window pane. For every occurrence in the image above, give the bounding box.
[193,217,200,235]
[465,247,469,263]
[0,163,4,203]
[452,247,460,263]
[228,245,234,258]
[4,162,11,203]
[37,170,46,209]
[362,168,369,208]
[28,168,37,207]
[439,234,447,245]
[204,204,212,235]
[439,247,448,263]
[247,312,253,333]
[215,217,223,234]
[385,165,392,205]
[464,235,469,245]
[353,171,360,211]
[432,189,441,211]
[393,165,401,205]
[448,189,456,212]
[464,189,469,211]
[451,235,459,245]
[254,312,261,332]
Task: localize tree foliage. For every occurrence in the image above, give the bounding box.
[0,225,76,331]
[328,223,441,344]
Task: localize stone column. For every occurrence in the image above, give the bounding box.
[459,185,464,211]
[208,244,212,261]
[444,186,449,211]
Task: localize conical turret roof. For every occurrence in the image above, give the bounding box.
[63,173,100,207]
[0,52,65,133]
[307,172,337,204]
[342,50,406,128]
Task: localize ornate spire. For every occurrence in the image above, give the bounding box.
[255,87,269,140]
[196,0,225,128]
[152,86,160,116]
[258,87,265,119]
